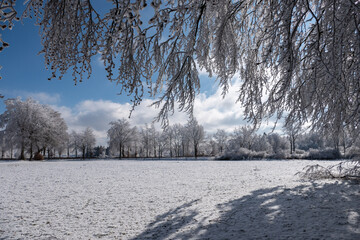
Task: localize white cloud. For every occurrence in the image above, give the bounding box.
[52,75,281,146]
[4,90,61,105]
[52,99,187,146]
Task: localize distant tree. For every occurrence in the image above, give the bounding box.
[107,118,135,159]
[79,127,96,159]
[0,131,6,158]
[164,126,175,157]
[267,133,288,155]
[171,124,183,157]
[213,129,228,154]
[140,124,152,158]
[94,146,106,158]
[252,133,270,153]
[149,124,158,158]
[157,131,168,158]
[0,98,68,160]
[297,132,324,151]
[70,131,81,158]
[283,120,301,155]
[186,118,205,158]
[229,126,255,151]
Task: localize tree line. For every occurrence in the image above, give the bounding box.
[1,98,360,160]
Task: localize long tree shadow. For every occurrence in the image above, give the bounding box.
[132,181,360,239]
[130,199,200,240]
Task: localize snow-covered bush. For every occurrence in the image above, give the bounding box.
[270,150,289,160]
[217,148,267,160]
[345,147,360,159]
[308,148,341,160]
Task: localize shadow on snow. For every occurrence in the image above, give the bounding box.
[132,181,360,239]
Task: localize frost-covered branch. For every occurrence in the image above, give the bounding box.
[1,0,360,132]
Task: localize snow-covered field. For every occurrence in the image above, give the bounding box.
[0,159,359,239]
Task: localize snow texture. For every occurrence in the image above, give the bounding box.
[0,159,359,239]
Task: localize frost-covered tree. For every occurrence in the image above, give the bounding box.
[82,127,96,158]
[73,127,96,159]
[297,132,325,151]
[283,120,301,155]
[2,0,359,132]
[252,133,270,153]
[213,129,228,154]
[163,125,175,157]
[140,124,152,157]
[267,133,288,155]
[0,98,68,160]
[70,130,81,158]
[107,118,135,158]
[229,125,255,151]
[186,118,204,158]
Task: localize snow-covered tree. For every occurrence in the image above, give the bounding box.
[171,123,187,157]
[297,132,325,151]
[163,126,175,157]
[229,126,255,151]
[0,98,68,160]
[140,124,152,158]
[213,129,228,154]
[186,118,204,158]
[283,120,302,155]
[267,133,289,155]
[252,133,271,153]
[2,1,359,132]
[69,130,81,158]
[107,118,135,158]
[80,127,96,158]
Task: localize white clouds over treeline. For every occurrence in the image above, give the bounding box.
[7,79,278,146]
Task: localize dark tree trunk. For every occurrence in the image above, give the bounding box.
[19,143,25,160]
[29,143,33,161]
[119,143,122,159]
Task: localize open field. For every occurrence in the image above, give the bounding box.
[0,159,359,239]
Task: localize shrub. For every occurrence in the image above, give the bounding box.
[295,149,305,155]
[33,152,44,160]
[217,148,267,160]
[346,147,360,159]
[308,148,341,160]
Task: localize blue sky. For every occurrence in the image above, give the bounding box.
[0,2,278,145]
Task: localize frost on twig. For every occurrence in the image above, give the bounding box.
[297,160,360,180]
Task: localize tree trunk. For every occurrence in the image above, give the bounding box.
[19,143,25,160]
[82,146,85,159]
[119,143,122,159]
[194,144,198,159]
[292,136,296,154]
[29,143,33,160]
[169,136,173,157]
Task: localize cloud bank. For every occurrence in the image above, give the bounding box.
[14,78,279,146]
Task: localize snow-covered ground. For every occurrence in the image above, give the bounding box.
[0,159,359,239]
